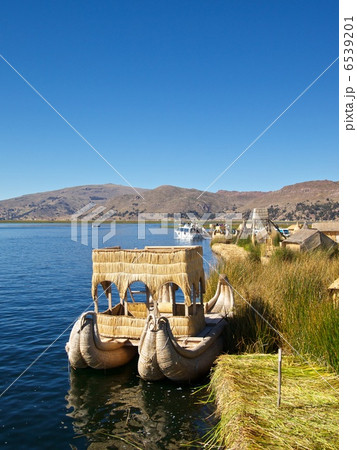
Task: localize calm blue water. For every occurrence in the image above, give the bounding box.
[0,224,216,449]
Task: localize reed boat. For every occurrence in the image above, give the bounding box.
[210,223,238,238]
[138,271,234,382]
[66,245,234,381]
[66,245,206,370]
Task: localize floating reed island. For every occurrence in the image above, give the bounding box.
[66,245,234,382]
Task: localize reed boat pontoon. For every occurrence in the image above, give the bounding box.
[66,245,234,382]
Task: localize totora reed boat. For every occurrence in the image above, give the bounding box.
[66,245,234,382]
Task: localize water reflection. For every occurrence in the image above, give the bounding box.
[66,358,215,449]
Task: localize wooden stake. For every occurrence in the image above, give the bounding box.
[108,284,112,311]
[128,286,136,303]
[277,348,282,407]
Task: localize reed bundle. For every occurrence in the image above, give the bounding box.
[206,354,339,449]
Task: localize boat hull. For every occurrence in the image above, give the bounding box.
[156,320,224,382]
[138,316,226,382]
[66,274,234,379]
[137,315,165,381]
[66,313,137,370]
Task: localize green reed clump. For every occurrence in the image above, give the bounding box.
[271,250,339,371]
[237,237,252,248]
[247,244,262,263]
[236,236,262,262]
[270,246,297,262]
[224,298,279,354]
[205,248,339,371]
[272,232,281,247]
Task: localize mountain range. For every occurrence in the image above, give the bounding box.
[0,180,339,222]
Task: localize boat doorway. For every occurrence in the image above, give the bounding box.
[95,282,120,313]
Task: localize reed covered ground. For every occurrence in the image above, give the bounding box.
[203,247,339,448]
[206,354,339,449]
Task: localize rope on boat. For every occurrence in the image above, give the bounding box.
[161,336,170,350]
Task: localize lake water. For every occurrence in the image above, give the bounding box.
[0,224,216,449]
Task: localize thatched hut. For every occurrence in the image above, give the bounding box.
[281,229,337,252]
[287,222,301,235]
[328,278,339,306]
[312,221,339,243]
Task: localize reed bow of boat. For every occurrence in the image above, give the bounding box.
[137,314,165,381]
[66,312,137,370]
[154,315,226,382]
[204,274,234,317]
[137,274,235,382]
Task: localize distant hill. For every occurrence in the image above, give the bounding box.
[0,184,147,221]
[0,180,339,221]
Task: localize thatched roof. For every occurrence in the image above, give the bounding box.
[283,229,316,244]
[91,246,205,305]
[312,222,339,232]
[252,208,269,220]
[288,222,301,232]
[282,229,337,252]
[328,278,339,290]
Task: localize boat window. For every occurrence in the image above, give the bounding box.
[175,287,185,303]
[95,283,106,312]
[159,282,185,304]
[199,279,204,304]
[126,281,150,304]
[95,282,120,312]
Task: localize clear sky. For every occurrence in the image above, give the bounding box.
[0,0,338,200]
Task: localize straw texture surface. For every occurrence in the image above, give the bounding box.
[91,246,205,305]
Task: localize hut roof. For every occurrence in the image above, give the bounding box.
[312,222,339,232]
[252,208,269,220]
[288,222,301,232]
[283,229,337,251]
[91,246,205,305]
[283,229,317,244]
[328,278,339,290]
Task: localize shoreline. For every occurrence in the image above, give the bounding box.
[211,242,248,260]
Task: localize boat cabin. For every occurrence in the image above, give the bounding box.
[91,246,206,339]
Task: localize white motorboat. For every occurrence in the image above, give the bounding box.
[174,223,210,240]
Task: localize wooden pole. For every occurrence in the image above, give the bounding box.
[94,286,98,313]
[124,292,128,316]
[108,284,112,311]
[128,286,136,303]
[277,348,282,407]
[146,285,150,310]
[192,285,197,315]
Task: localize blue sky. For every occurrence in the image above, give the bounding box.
[0,0,338,200]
